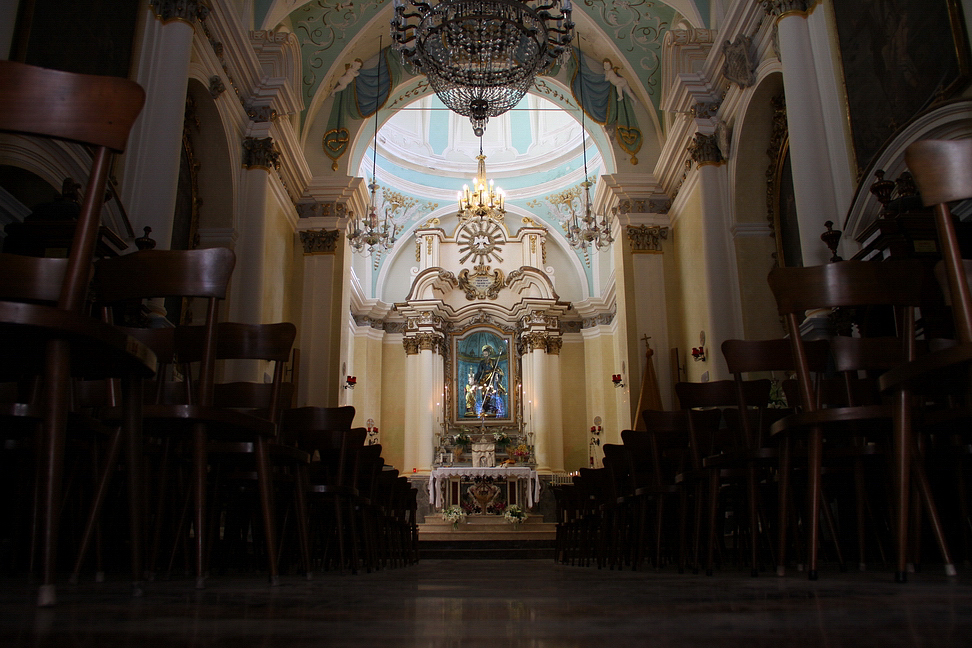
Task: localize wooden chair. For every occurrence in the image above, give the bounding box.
[675,380,772,576]
[279,407,359,573]
[203,322,302,582]
[876,138,972,580]
[623,412,692,572]
[768,258,955,581]
[89,247,237,589]
[721,338,829,576]
[0,60,146,606]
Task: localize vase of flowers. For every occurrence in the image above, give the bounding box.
[504,504,527,527]
[493,431,511,448]
[511,444,530,464]
[441,505,467,530]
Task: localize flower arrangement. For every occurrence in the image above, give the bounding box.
[454,432,471,446]
[504,504,527,526]
[511,444,530,461]
[492,431,511,447]
[441,505,467,530]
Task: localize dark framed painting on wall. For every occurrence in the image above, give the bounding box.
[831,0,971,176]
[453,327,515,424]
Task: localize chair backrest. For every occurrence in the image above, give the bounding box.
[0,254,69,304]
[767,259,924,413]
[93,248,236,407]
[906,139,972,344]
[0,61,145,312]
[204,322,297,425]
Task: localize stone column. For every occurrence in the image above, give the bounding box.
[120,1,207,249]
[522,330,563,473]
[764,0,854,266]
[689,133,743,377]
[402,331,444,473]
[544,336,565,472]
[296,227,344,407]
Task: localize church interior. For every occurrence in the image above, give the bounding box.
[2,0,972,642]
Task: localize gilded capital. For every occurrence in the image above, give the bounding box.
[547,337,563,356]
[522,332,549,352]
[627,225,669,252]
[416,332,444,354]
[761,0,814,19]
[299,229,340,255]
[149,0,209,25]
[688,133,723,166]
[403,337,420,355]
[242,137,280,171]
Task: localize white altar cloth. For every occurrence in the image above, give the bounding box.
[429,466,540,510]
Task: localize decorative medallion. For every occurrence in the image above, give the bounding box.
[458,219,505,265]
[458,265,505,301]
[722,35,758,88]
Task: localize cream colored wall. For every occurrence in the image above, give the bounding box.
[379,335,407,472]
[669,185,711,385]
[560,335,589,471]
[262,200,297,324]
[348,326,385,428]
[582,328,621,448]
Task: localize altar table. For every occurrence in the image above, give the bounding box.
[428,466,540,510]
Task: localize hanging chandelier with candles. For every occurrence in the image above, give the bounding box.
[347,38,399,256]
[564,46,613,252]
[457,139,506,223]
[390,0,574,136]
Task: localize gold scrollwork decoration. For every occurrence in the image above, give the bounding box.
[616,125,642,165]
[323,128,350,171]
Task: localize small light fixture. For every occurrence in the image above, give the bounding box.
[612,373,625,388]
[345,375,357,389]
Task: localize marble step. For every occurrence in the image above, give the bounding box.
[419,514,556,542]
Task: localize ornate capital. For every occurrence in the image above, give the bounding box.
[403,337,420,355]
[722,35,758,89]
[688,133,724,166]
[547,337,563,356]
[521,332,549,352]
[627,225,670,252]
[691,101,721,120]
[416,332,444,354]
[761,0,814,19]
[149,0,209,25]
[299,229,340,255]
[242,137,280,171]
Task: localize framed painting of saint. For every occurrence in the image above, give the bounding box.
[453,327,514,423]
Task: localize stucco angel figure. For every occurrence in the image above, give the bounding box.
[603,59,637,103]
[331,58,362,96]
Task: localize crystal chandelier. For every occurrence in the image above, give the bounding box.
[347,38,399,256]
[391,0,574,136]
[564,48,613,252]
[457,138,506,223]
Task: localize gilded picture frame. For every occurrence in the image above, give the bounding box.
[452,326,515,424]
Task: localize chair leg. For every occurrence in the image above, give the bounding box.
[911,442,957,575]
[70,425,123,585]
[705,470,719,576]
[892,389,912,582]
[38,339,71,607]
[192,423,208,589]
[254,437,280,585]
[747,464,759,577]
[806,427,823,580]
[777,436,791,577]
[818,485,845,572]
[293,466,312,579]
[123,378,145,594]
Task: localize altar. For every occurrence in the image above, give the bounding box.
[429,466,541,511]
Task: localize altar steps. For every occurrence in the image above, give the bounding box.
[418,515,556,559]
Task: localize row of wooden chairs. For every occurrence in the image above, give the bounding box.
[554,139,972,581]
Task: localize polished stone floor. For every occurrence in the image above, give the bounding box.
[1,561,970,647]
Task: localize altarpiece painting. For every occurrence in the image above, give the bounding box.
[453,327,514,422]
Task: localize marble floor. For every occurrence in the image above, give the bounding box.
[1,561,970,647]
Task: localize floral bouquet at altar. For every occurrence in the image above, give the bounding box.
[441,505,467,530]
[504,504,527,526]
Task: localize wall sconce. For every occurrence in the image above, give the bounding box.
[344,375,357,389]
[611,374,625,388]
[692,331,706,362]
